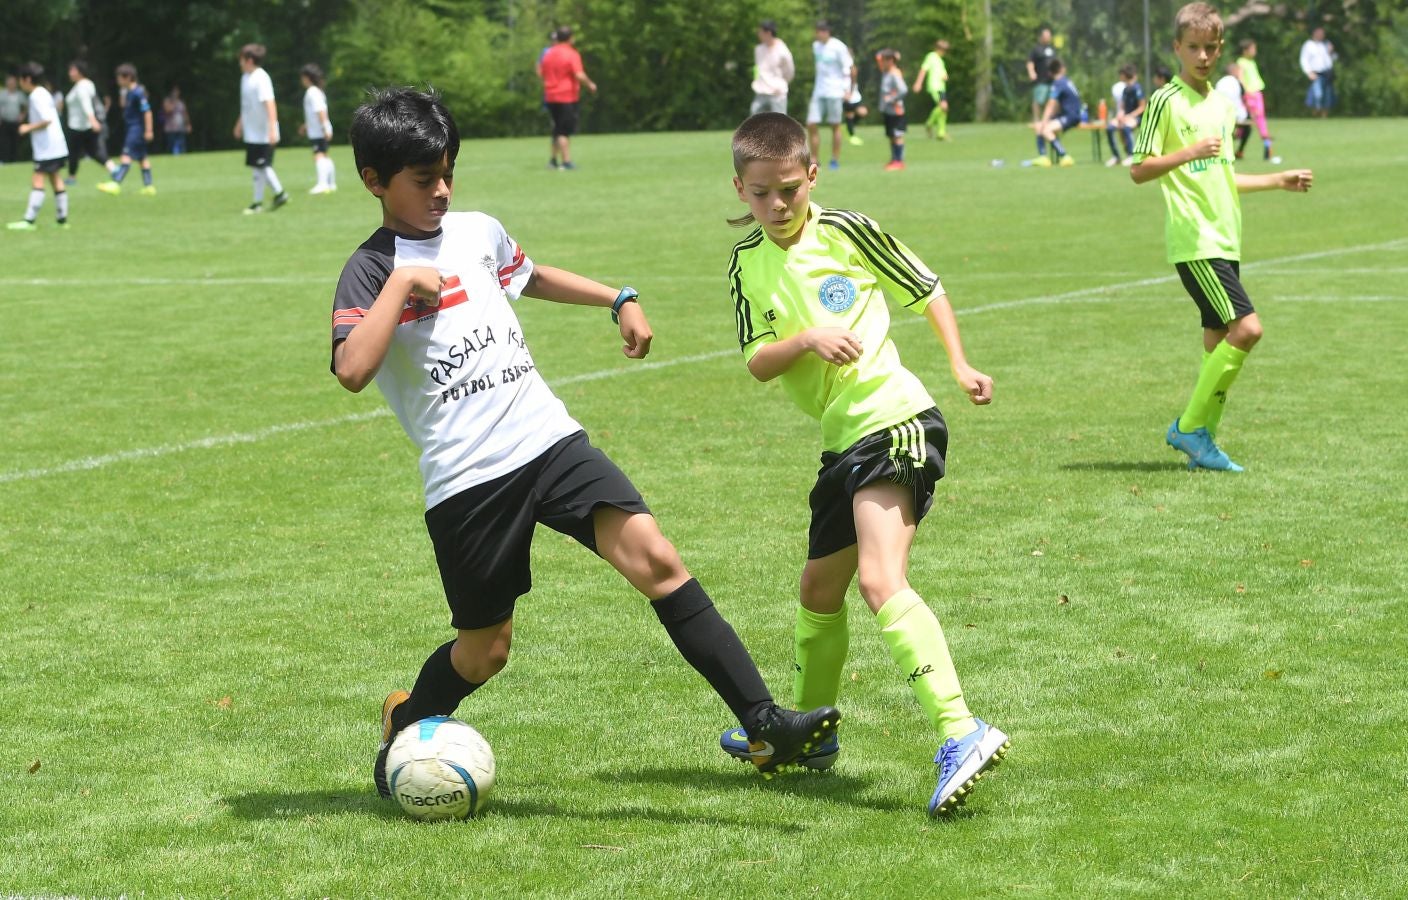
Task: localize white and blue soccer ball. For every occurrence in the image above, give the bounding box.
[386,716,495,821]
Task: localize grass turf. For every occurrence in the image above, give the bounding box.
[2,119,1406,896]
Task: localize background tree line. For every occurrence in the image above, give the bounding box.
[4,0,1403,155]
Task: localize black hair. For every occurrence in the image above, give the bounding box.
[300,63,325,87]
[350,87,460,186]
[1154,63,1173,82]
[16,62,44,82]
[69,60,92,79]
[759,19,777,36]
[1047,57,1064,75]
[116,62,138,82]
[241,43,267,65]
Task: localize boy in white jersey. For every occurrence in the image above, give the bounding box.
[299,64,336,194]
[7,63,70,232]
[332,89,838,801]
[720,112,1009,816]
[234,44,289,214]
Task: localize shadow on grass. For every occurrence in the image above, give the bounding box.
[224,789,400,821]
[222,785,815,829]
[606,765,911,813]
[1059,460,1183,473]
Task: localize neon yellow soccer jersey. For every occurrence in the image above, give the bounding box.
[728,203,942,452]
[1133,76,1241,263]
[920,52,948,92]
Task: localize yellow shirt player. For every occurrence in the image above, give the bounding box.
[718,111,1009,817]
[1131,2,1312,472]
[912,38,951,140]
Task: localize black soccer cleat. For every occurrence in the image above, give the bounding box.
[374,690,410,799]
[271,191,290,211]
[747,705,841,776]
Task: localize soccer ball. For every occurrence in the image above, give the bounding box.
[385,716,495,821]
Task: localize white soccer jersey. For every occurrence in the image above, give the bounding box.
[331,212,582,509]
[27,87,68,162]
[303,85,329,139]
[240,67,276,143]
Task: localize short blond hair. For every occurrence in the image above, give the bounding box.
[1174,2,1224,41]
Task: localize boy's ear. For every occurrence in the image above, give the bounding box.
[361,166,385,197]
[732,175,745,200]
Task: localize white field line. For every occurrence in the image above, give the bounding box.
[3,238,1404,486]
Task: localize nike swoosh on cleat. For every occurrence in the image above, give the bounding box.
[745,740,776,759]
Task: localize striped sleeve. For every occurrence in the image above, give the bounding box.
[330,230,394,372]
[728,227,774,352]
[1133,83,1174,159]
[819,209,941,309]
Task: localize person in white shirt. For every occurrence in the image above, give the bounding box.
[64,60,111,182]
[1299,26,1336,118]
[6,63,70,231]
[808,20,856,170]
[234,43,288,213]
[299,63,337,194]
[750,20,795,116]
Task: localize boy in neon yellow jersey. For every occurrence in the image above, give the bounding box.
[913,39,950,140]
[718,111,1009,816]
[1131,2,1312,472]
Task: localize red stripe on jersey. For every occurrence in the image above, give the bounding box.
[333,308,367,327]
[398,274,471,324]
[498,245,525,278]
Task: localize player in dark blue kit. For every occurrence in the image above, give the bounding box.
[97,63,155,196]
[1033,58,1083,167]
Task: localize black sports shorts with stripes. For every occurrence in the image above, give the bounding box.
[424,431,650,630]
[807,407,948,560]
[1175,258,1255,329]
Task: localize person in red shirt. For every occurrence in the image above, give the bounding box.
[538,26,597,170]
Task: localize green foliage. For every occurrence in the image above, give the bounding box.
[2,121,1407,895]
[0,0,1403,143]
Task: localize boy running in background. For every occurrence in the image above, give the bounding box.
[720,112,1009,816]
[6,63,69,231]
[876,49,907,171]
[912,39,950,141]
[1235,39,1274,161]
[1033,57,1082,167]
[299,64,337,194]
[332,89,838,799]
[1131,2,1313,472]
[235,43,289,214]
[96,63,155,196]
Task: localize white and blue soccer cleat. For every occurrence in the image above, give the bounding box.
[928,718,1010,816]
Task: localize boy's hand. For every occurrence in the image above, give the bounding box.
[807,327,864,366]
[953,364,993,406]
[400,266,445,307]
[617,302,653,359]
[1279,168,1313,192]
[1188,136,1222,160]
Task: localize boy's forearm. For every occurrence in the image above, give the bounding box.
[923,295,971,371]
[522,265,618,308]
[334,271,413,391]
[745,334,811,382]
[1129,147,1191,184]
[1235,172,1279,193]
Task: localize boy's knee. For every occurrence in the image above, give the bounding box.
[855,569,905,610]
[1230,317,1263,349]
[636,533,686,585]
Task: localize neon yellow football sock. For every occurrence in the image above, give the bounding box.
[793,605,849,710]
[876,589,975,741]
[1179,341,1248,432]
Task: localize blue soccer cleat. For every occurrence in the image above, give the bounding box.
[1165,420,1243,472]
[928,718,1010,816]
[720,725,841,770]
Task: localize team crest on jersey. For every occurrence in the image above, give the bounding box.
[818,275,857,313]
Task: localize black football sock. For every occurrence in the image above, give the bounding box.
[651,578,774,732]
[393,640,483,732]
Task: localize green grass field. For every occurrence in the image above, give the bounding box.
[3,118,1406,897]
